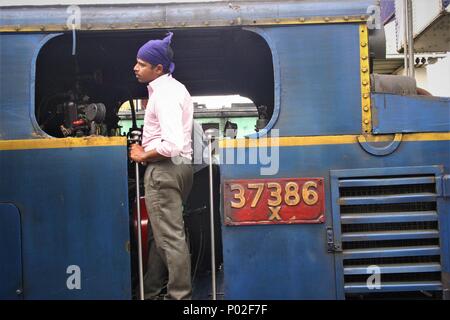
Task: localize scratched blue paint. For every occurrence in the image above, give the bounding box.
[255,24,362,137]
[0,34,58,139]
[220,140,450,299]
[0,204,23,300]
[0,146,131,299]
[1,0,448,300]
[372,93,450,134]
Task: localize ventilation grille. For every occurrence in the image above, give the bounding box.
[337,175,442,298]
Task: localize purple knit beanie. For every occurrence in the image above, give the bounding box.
[137,32,175,73]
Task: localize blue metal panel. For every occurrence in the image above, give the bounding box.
[0,33,61,139]
[345,281,442,293]
[341,230,439,242]
[220,140,449,299]
[344,263,442,275]
[245,27,281,139]
[341,211,438,224]
[339,193,437,205]
[343,246,441,259]
[0,204,23,300]
[0,145,131,299]
[330,167,345,300]
[222,223,333,299]
[372,93,450,134]
[253,24,362,137]
[441,175,450,197]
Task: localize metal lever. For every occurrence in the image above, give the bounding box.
[129,129,145,300]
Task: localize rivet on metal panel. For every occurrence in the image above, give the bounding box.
[87,24,92,30]
[275,19,280,23]
[364,119,369,125]
[344,16,349,21]
[299,17,305,22]
[324,17,330,22]
[362,68,368,73]
[364,106,369,112]
[362,56,368,60]
[361,42,367,47]
[363,93,369,99]
[134,24,139,28]
[230,20,235,25]
[40,26,45,31]
[158,22,163,27]
[15,25,21,31]
[204,21,209,26]
[362,80,368,86]
[63,25,68,31]
[109,24,115,29]
[361,15,366,20]
[181,22,186,27]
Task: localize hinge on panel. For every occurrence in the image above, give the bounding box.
[326,227,342,253]
[436,175,450,199]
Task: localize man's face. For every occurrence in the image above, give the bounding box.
[133,58,163,83]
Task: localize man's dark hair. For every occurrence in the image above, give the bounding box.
[165,46,174,73]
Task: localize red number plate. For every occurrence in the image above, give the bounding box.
[224,178,325,226]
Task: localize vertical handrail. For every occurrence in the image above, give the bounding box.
[403,0,415,78]
[206,129,217,300]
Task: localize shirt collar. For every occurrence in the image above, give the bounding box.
[147,73,171,93]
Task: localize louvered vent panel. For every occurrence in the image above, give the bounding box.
[337,175,442,297]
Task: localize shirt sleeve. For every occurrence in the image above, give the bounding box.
[154,93,184,157]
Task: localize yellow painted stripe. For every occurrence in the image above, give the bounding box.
[0,136,127,151]
[219,133,450,148]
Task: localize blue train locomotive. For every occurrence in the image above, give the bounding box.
[1,0,449,299]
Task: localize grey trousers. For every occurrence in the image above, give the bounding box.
[143,157,193,300]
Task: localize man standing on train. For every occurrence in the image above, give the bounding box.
[129,32,194,300]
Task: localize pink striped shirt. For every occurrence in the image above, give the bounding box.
[142,74,193,160]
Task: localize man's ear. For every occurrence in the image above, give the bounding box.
[156,64,165,74]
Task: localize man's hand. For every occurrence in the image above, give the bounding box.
[130,144,146,163]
